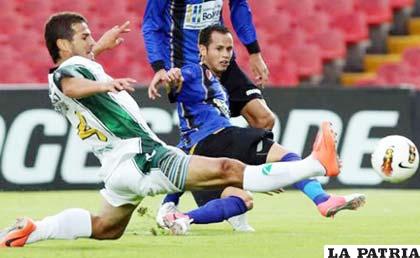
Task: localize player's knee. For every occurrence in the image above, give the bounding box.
[221,187,253,210]
[244,195,254,210]
[91,216,125,240]
[218,158,244,186]
[238,193,253,210]
[252,111,275,130]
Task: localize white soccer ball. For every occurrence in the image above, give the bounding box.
[371,135,419,183]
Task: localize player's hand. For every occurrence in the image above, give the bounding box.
[166,68,183,85]
[94,21,131,56]
[249,52,269,88]
[165,68,184,94]
[103,78,136,93]
[148,69,169,100]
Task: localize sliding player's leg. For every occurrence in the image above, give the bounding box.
[0,153,150,247]
[0,197,137,247]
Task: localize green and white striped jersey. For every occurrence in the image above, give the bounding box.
[47,56,165,165]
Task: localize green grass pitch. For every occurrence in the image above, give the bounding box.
[0,189,419,258]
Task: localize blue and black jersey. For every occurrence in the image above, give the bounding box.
[142,0,260,72]
[173,63,232,151]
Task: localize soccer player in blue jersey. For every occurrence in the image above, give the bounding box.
[142,0,275,230]
[143,0,273,129]
[152,25,366,235]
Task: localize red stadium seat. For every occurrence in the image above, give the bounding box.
[16,0,52,31]
[248,0,287,14]
[330,12,369,44]
[281,0,315,22]
[389,0,414,9]
[254,11,291,35]
[31,62,51,83]
[0,63,33,83]
[295,12,330,34]
[51,0,90,13]
[377,62,416,86]
[0,46,19,64]
[127,0,147,14]
[16,0,51,17]
[402,47,420,67]
[401,48,420,78]
[261,46,283,68]
[286,43,323,78]
[355,0,393,25]
[9,29,43,53]
[123,28,144,50]
[89,0,127,16]
[273,28,307,50]
[0,0,16,12]
[314,0,355,18]
[116,59,154,83]
[307,29,346,61]
[269,59,299,87]
[25,47,52,66]
[0,13,24,34]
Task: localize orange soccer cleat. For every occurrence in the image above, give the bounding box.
[0,218,36,247]
[312,121,341,177]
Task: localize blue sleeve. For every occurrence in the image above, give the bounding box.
[229,0,261,54]
[169,64,201,103]
[181,64,200,84]
[142,0,169,72]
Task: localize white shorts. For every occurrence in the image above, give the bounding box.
[99,146,190,207]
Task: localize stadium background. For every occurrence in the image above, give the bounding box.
[1,0,420,191]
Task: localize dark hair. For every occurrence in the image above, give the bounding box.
[199,24,231,47]
[44,12,87,63]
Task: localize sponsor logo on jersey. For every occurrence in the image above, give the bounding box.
[184,0,223,30]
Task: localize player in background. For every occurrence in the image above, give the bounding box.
[151,24,366,234]
[142,0,275,231]
[0,12,341,246]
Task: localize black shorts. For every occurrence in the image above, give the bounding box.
[190,126,274,206]
[192,126,274,165]
[220,59,263,117]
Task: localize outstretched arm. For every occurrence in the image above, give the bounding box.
[61,77,136,99]
[93,21,131,57]
[148,68,183,100]
[142,0,171,98]
[148,69,169,100]
[142,0,169,72]
[229,0,269,86]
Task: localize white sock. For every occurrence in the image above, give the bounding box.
[27,208,92,244]
[227,213,254,231]
[243,155,325,192]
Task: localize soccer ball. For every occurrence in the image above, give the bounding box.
[371,135,419,183]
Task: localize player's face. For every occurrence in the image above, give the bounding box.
[202,32,233,75]
[69,22,95,60]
